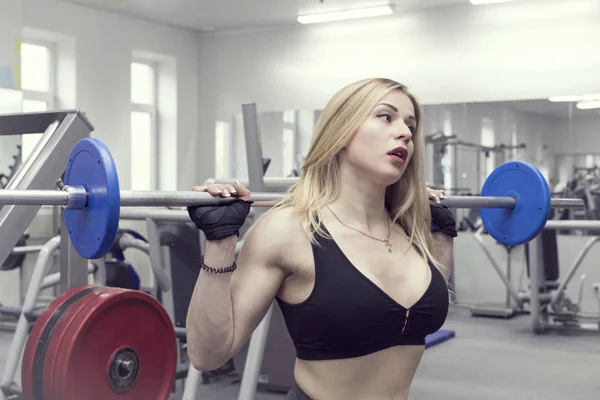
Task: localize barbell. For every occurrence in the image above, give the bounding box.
[0,138,583,259]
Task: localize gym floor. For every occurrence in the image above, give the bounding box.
[2,306,598,400]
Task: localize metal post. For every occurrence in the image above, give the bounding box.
[506,246,512,310]
[242,103,267,193]
[238,103,271,400]
[59,208,88,291]
[527,235,547,334]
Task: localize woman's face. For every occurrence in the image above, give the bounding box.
[340,90,417,186]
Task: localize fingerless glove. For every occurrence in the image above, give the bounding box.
[430,202,458,238]
[187,200,253,241]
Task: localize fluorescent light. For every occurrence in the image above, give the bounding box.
[470,0,516,5]
[576,100,600,110]
[297,5,394,25]
[548,96,582,102]
[580,93,600,101]
[548,93,600,103]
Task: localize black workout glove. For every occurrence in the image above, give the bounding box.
[187,200,253,241]
[429,202,458,238]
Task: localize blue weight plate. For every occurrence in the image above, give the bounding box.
[480,161,551,245]
[63,139,121,259]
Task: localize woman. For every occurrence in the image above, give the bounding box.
[186,78,457,400]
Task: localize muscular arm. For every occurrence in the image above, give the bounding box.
[429,203,457,282]
[186,210,290,370]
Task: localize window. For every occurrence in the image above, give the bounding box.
[215,121,231,178]
[130,61,158,190]
[481,117,495,181]
[20,41,56,161]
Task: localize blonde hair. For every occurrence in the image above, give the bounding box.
[257,78,445,278]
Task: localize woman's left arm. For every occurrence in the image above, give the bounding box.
[429,200,457,282]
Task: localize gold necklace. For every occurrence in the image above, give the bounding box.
[327,206,392,253]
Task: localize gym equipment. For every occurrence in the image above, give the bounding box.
[0,140,584,262]
[21,285,177,399]
[527,219,600,334]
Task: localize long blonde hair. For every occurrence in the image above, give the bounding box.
[258,78,445,278]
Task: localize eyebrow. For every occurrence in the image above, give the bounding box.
[375,102,398,112]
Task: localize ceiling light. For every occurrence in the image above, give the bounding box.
[576,100,600,110]
[470,0,516,5]
[548,96,582,102]
[297,5,395,25]
[580,93,600,101]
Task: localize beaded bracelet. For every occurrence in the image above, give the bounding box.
[199,255,238,274]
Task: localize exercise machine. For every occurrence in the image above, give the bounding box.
[527,220,600,333]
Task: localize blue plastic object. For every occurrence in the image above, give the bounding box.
[425,330,455,348]
[63,138,121,259]
[480,161,551,246]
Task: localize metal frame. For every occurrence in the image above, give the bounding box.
[0,111,93,296]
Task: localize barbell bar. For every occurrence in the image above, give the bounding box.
[0,138,584,259]
[0,189,583,210]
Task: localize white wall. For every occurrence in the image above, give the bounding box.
[196,0,600,182]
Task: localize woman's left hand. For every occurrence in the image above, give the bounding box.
[427,187,446,203]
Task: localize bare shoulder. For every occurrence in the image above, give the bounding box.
[240,207,309,270]
[249,207,304,239]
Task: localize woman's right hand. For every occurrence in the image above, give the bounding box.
[187,181,253,240]
[191,181,252,201]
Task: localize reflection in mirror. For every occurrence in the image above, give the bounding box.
[421,96,600,225]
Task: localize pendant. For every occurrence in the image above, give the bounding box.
[384,239,392,253]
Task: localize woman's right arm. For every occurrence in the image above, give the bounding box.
[185,207,289,371]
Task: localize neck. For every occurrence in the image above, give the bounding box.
[327,167,390,235]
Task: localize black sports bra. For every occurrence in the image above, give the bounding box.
[276,224,450,361]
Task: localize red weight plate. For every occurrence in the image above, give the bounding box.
[21,285,101,400]
[53,287,177,400]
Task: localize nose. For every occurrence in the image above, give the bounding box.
[395,123,413,142]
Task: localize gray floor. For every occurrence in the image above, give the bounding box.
[3,306,600,400]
